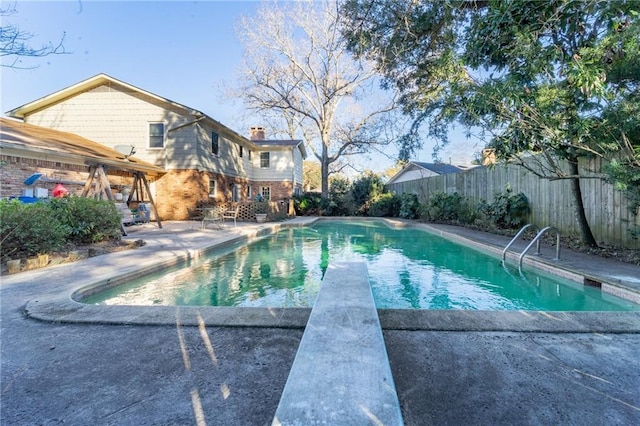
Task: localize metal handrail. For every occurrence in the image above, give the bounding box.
[502,224,538,265]
[518,226,561,271]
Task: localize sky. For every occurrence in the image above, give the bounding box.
[1,0,482,172]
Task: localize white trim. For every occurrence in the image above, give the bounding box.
[208,179,217,197]
[148,122,165,149]
[260,152,270,168]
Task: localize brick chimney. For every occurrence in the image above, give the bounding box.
[249,126,266,140]
[482,148,496,166]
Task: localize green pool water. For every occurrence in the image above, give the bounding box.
[84,221,640,311]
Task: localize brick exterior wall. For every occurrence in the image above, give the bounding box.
[1,155,87,197]
[0,155,134,199]
[1,157,298,221]
[152,170,251,220]
[153,170,206,220]
[154,171,296,220]
[0,155,138,198]
[254,180,293,201]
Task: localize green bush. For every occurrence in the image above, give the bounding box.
[0,197,122,261]
[329,176,351,196]
[425,192,477,224]
[399,193,421,219]
[295,177,357,216]
[294,193,323,215]
[320,194,353,216]
[368,192,401,217]
[324,176,355,216]
[351,172,385,215]
[0,200,67,261]
[479,187,530,229]
[50,197,122,244]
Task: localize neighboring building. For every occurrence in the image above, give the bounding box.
[5,73,306,220]
[386,161,464,185]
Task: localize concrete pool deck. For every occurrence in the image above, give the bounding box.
[2,219,640,424]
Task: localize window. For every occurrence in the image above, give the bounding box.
[247,185,252,200]
[260,152,270,168]
[149,123,165,148]
[239,146,243,157]
[231,184,240,202]
[208,179,217,197]
[211,132,219,155]
[261,186,271,200]
[248,150,252,160]
[294,186,302,197]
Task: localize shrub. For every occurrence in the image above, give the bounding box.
[425,192,477,224]
[368,192,401,217]
[293,177,356,217]
[0,199,67,261]
[320,196,338,216]
[324,176,355,216]
[479,187,530,229]
[49,197,122,244]
[351,172,385,215]
[329,176,351,196]
[294,192,323,215]
[398,193,421,219]
[0,197,122,261]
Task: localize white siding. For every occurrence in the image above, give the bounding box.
[391,168,438,184]
[166,125,200,170]
[21,81,302,187]
[252,149,294,181]
[224,137,252,177]
[293,147,303,186]
[24,85,200,169]
[196,123,250,177]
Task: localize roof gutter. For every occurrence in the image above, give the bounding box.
[0,142,165,175]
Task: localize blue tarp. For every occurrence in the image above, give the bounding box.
[11,196,39,204]
[23,173,43,185]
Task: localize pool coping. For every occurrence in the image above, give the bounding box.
[23,218,640,333]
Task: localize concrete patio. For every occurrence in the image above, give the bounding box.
[2,219,639,425]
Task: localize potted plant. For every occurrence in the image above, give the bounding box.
[254,195,268,223]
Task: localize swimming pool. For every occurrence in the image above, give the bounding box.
[83,220,640,311]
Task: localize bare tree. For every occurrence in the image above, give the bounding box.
[236,0,400,196]
[1,3,66,69]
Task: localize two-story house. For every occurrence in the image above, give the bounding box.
[6,73,306,220]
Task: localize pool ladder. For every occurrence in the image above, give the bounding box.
[502,224,561,271]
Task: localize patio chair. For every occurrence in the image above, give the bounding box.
[221,205,239,227]
[201,207,223,229]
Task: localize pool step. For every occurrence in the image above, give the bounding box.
[272,262,403,425]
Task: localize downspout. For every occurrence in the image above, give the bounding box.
[166,114,206,133]
[292,148,296,196]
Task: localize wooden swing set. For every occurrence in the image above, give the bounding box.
[80,164,163,235]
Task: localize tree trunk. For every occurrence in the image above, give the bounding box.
[320,158,330,198]
[568,159,598,247]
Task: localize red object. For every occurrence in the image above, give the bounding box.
[53,183,69,198]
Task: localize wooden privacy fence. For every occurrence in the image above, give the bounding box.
[386,157,640,249]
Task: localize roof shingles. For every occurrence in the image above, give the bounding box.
[0,118,164,174]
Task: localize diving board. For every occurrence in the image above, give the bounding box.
[273,262,403,425]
